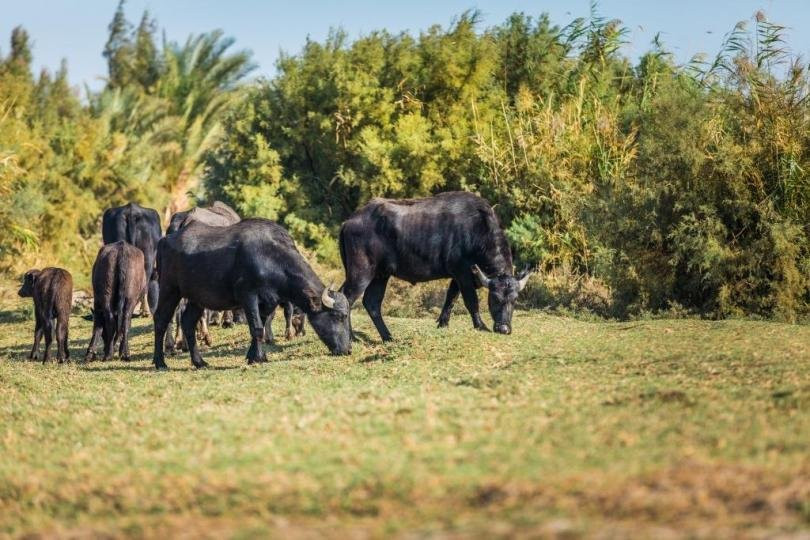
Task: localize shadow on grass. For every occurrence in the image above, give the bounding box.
[0,308,31,324]
[79,362,241,372]
[351,329,379,345]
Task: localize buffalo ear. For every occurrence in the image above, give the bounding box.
[306,291,322,312]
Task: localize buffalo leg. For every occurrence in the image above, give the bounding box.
[283,302,295,340]
[56,313,69,362]
[458,276,490,331]
[101,307,116,361]
[30,316,44,360]
[172,302,186,352]
[165,303,179,354]
[153,288,181,370]
[42,316,54,364]
[263,306,276,344]
[85,320,103,362]
[139,289,150,318]
[243,297,269,364]
[118,300,135,361]
[363,276,392,342]
[341,276,372,342]
[200,310,212,347]
[147,278,159,316]
[181,302,208,369]
[437,279,460,328]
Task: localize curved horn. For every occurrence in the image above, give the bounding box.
[517,267,533,292]
[471,265,491,287]
[321,284,336,309]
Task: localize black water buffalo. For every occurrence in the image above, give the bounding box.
[18,267,73,363]
[102,202,161,316]
[339,191,532,341]
[153,219,351,369]
[263,303,306,344]
[85,241,147,361]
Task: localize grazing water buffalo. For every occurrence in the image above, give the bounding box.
[153,218,351,370]
[339,191,532,341]
[18,267,73,363]
[102,202,161,316]
[263,303,306,344]
[85,241,147,361]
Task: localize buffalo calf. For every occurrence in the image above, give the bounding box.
[18,268,73,363]
[85,241,146,361]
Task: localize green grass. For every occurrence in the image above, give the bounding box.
[0,298,808,538]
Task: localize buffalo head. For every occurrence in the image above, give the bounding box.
[307,285,352,355]
[18,270,40,298]
[471,265,532,334]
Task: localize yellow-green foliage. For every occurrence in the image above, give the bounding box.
[1,6,808,319]
[0,6,253,276]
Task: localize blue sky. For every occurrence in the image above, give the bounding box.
[2,0,808,92]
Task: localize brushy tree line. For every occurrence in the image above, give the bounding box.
[0,1,254,277]
[1,3,808,319]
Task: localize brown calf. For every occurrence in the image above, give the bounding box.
[85,241,146,361]
[18,267,73,363]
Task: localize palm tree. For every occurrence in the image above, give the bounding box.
[156,31,256,214]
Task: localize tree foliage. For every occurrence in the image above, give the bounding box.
[1,5,807,318]
[0,4,253,277]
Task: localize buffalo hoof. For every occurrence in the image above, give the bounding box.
[222,321,233,329]
[155,363,169,371]
[192,360,209,369]
[475,324,491,333]
[437,319,449,328]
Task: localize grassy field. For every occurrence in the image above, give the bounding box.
[0,295,809,538]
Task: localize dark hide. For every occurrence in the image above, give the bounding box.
[18,267,73,363]
[102,202,162,315]
[85,241,147,361]
[153,219,351,370]
[339,191,532,341]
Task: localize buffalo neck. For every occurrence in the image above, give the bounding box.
[479,228,514,277]
[282,261,327,316]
